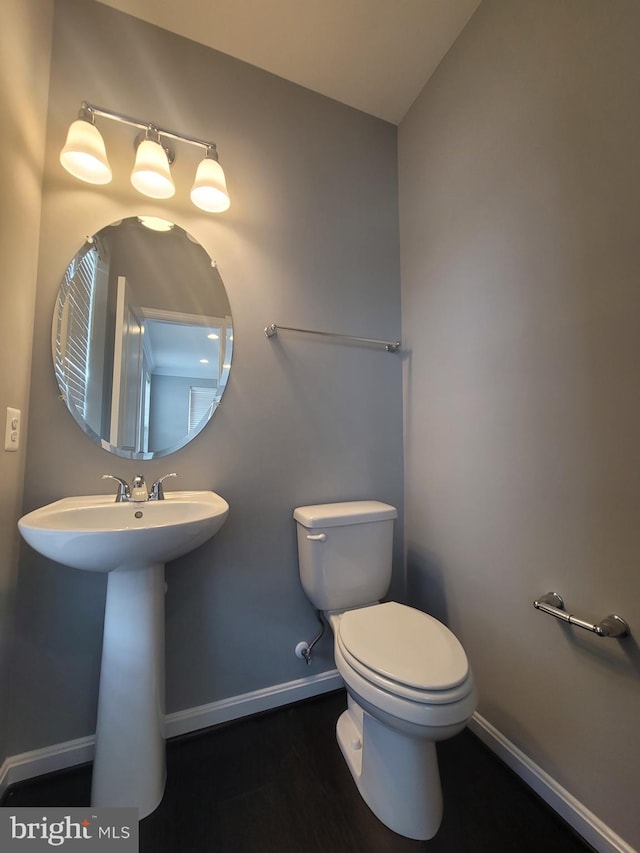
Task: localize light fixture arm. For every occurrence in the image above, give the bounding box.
[81,101,218,155]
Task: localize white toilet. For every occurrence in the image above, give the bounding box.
[294,500,477,841]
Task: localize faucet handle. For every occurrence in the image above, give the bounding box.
[150,472,178,500]
[101,474,130,503]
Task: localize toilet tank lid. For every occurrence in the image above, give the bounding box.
[293,500,397,528]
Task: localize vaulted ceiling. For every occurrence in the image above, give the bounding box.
[96,0,480,124]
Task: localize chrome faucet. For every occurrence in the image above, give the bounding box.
[102,472,177,502]
[150,472,178,500]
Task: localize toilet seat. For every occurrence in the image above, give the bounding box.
[336,602,473,705]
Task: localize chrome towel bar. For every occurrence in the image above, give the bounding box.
[265,323,401,353]
[533,592,630,638]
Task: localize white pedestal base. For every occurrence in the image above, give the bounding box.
[336,699,443,840]
[92,563,166,819]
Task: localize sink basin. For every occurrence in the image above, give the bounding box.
[18,490,229,572]
[17,488,229,819]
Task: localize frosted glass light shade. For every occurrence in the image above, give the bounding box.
[190,156,230,212]
[60,119,112,185]
[137,216,175,232]
[130,138,175,199]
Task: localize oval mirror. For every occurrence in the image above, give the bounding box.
[52,216,233,459]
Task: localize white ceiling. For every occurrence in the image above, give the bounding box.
[96,0,480,124]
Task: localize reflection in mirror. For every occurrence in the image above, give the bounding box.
[52,217,233,459]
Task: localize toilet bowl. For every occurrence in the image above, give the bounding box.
[294,501,477,840]
[329,602,476,840]
[333,602,476,736]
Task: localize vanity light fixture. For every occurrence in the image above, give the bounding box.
[130,129,175,199]
[59,101,231,212]
[190,147,230,213]
[59,105,112,184]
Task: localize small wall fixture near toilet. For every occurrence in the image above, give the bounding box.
[294,500,477,841]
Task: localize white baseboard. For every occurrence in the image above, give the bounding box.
[469,713,635,853]
[0,735,95,801]
[164,668,343,738]
[0,669,343,798]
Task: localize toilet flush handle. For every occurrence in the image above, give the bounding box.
[306,533,327,542]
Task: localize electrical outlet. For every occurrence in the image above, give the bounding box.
[4,407,21,452]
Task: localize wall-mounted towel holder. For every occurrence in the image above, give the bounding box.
[533,592,630,638]
[265,323,401,353]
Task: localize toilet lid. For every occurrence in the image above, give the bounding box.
[338,602,469,691]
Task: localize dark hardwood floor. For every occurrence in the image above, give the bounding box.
[2,690,594,852]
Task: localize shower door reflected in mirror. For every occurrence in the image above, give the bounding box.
[53,217,233,459]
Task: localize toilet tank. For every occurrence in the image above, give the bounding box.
[294,501,398,612]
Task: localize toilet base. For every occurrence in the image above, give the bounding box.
[336,697,443,840]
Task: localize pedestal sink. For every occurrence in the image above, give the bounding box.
[18,490,229,819]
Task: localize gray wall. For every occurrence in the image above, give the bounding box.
[399,0,640,847]
[8,0,403,753]
[0,0,53,766]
